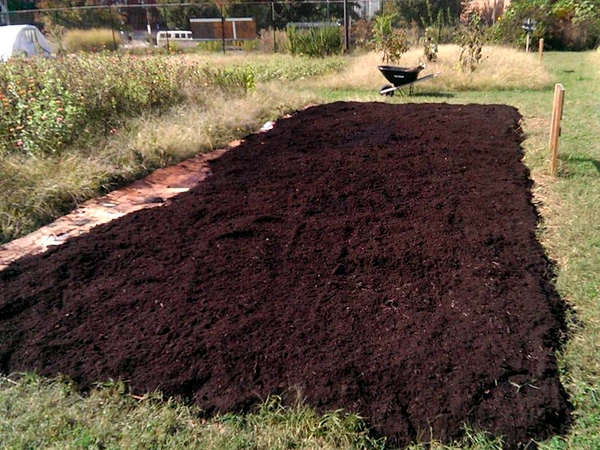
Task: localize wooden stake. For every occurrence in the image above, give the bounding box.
[539,38,544,60]
[549,83,565,176]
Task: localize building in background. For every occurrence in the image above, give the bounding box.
[467,0,512,24]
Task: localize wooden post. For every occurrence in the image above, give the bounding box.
[538,38,544,60]
[549,83,565,176]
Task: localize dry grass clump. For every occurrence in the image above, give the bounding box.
[0,153,111,242]
[64,28,121,52]
[103,83,317,173]
[311,45,554,93]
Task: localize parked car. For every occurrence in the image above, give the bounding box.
[0,25,53,62]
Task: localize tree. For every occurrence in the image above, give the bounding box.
[8,0,37,10]
[155,0,218,31]
[492,0,600,50]
[36,0,113,29]
[395,0,462,27]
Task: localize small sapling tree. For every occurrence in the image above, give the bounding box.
[456,13,485,72]
[372,14,410,64]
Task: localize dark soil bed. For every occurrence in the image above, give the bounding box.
[0,102,570,448]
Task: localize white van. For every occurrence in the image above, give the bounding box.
[156,30,194,48]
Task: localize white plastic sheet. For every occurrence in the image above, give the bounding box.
[0,25,52,62]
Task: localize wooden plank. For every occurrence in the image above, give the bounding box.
[549,83,565,176]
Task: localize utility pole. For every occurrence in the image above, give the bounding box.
[343,0,349,52]
[140,0,152,44]
[0,0,10,25]
[109,2,117,50]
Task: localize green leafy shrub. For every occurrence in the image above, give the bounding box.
[64,28,121,53]
[196,41,224,52]
[286,25,343,57]
[0,61,85,156]
[0,54,345,157]
[0,56,229,156]
[211,66,256,93]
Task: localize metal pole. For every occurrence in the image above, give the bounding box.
[162,4,170,53]
[343,0,349,52]
[109,3,117,51]
[271,2,276,53]
[526,32,530,52]
[1,0,10,25]
[221,6,226,54]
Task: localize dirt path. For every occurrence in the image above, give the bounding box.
[0,102,570,448]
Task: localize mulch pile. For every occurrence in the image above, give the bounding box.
[0,102,570,448]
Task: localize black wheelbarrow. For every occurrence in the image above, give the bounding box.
[378,63,439,96]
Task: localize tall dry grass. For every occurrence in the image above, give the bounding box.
[102,83,317,172]
[310,45,555,92]
[64,28,121,52]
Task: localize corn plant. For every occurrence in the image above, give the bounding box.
[423,27,439,62]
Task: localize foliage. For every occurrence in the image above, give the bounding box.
[63,28,120,53]
[456,14,484,72]
[155,0,219,31]
[36,0,115,29]
[212,66,256,93]
[271,1,360,30]
[372,14,410,64]
[394,0,462,28]
[241,56,345,82]
[195,40,259,53]
[8,0,36,10]
[491,0,600,50]
[0,55,254,157]
[286,25,343,57]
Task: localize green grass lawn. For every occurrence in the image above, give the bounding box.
[1,51,599,449]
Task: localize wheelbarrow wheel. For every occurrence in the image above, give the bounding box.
[379,84,395,97]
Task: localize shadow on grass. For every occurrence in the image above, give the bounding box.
[565,156,600,174]
[411,92,456,98]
